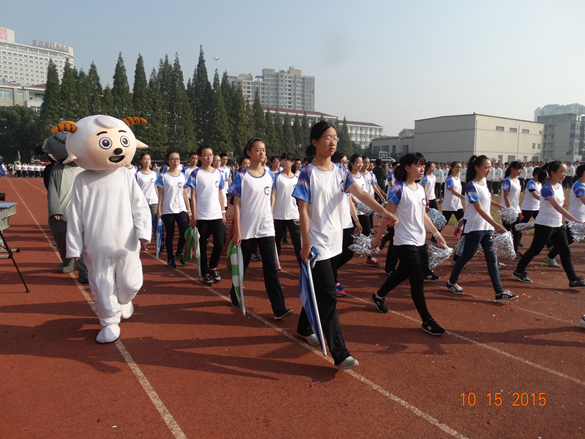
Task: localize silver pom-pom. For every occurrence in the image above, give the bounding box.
[373,202,387,221]
[428,208,447,231]
[455,219,465,231]
[348,233,380,258]
[515,222,535,233]
[499,206,518,224]
[491,231,516,260]
[428,244,453,270]
[355,201,374,216]
[455,236,466,256]
[567,221,585,242]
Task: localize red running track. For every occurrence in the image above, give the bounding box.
[1,176,584,438]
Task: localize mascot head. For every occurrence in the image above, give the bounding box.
[41,132,69,163]
[50,115,148,171]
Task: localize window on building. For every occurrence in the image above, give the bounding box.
[508,155,516,162]
[496,126,504,131]
[523,156,528,162]
[498,155,503,163]
[17,92,24,100]
[403,145,409,153]
[539,131,542,134]
[392,145,396,153]
[522,129,529,134]
[0,90,12,99]
[510,128,517,132]
[532,143,535,149]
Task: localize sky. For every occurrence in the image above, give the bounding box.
[4,0,585,136]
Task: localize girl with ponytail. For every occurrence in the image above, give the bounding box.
[513,161,585,288]
[501,161,523,258]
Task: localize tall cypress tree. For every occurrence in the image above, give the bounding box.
[75,69,91,118]
[231,84,251,153]
[59,59,77,121]
[282,114,296,152]
[338,117,353,157]
[132,54,149,141]
[167,54,196,155]
[38,59,61,135]
[111,52,133,119]
[157,55,173,107]
[87,62,102,115]
[102,86,114,115]
[208,69,232,153]
[221,71,234,132]
[292,114,302,148]
[189,46,213,144]
[264,110,278,157]
[252,90,266,138]
[142,68,168,158]
[272,110,284,156]
[301,112,310,144]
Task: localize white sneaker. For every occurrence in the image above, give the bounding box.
[96,324,121,344]
[335,356,359,370]
[446,281,464,295]
[297,333,320,346]
[580,315,585,329]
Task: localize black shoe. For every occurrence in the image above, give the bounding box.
[515,251,523,260]
[274,309,294,320]
[422,318,446,336]
[495,290,518,302]
[370,293,388,313]
[424,273,440,282]
[167,259,177,269]
[569,277,585,289]
[175,252,183,260]
[211,268,221,283]
[252,253,261,262]
[203,274,214,286]
[512,271,532,283]
[384,270,394,276]
[282,239,291,245]
[230,291,240,307]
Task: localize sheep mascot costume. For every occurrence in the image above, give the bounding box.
[52,115,152,344]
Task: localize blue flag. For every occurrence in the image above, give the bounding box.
[299,247,327,357]
[155,218,163,260]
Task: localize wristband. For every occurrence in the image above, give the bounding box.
[432,231,440,238]
[222,211,226,213]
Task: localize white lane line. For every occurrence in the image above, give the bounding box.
[146,254,468,439]
[21,178,47,194]
[8,178,188,439]
[277,267,585,385]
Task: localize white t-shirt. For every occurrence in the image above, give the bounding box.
[352,173,368,215]
[156,172,189,215]
[292,164,355,261]
[434,168,444,184]
[421,173,436,201]
[273,173,299,220]
[228,169,276,240]
[520,180,541,211]
[219,166,231,207]
[464,179,494,233]
[135,170,159,205]
[184,166,198,198]
[443,175,463,211]
[387,181,426,247]
[536,183,564,227]
[502,177,521,214]
[363,171,375,197]
[187,168,224,220]
[569,181,585,222]
[342,193,353,229]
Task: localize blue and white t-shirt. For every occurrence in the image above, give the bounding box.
[535,183,564,228]
[228,169,276,240]
[421,173,436,201]
[464,179,494,233]
[273,172,299,220]
[501,177,521,214]
[387,181,426,247]
[569,181,585,222]
[292,164,355,261]
[156,171,189,215]
[443,175,462,211]
[187,168,225,220]
[520,179,541,212]
[136,170,158,205]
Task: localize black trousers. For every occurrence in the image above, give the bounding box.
[503,213,522,253]
[274,219,302,267]
[358,214,371,236]
[229,236,287,315]
[297,256,351,366]
[384,227,398,273]
[377,245,433,322]
[492,181,500,195]
[548,230,575,259]
[197,219,224,276]
[162,212,189,260]
[334,227,355,283]
[516,225,578,282]
[442,209,464,225]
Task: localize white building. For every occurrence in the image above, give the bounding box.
[534,103,585,121]
[370,130,415,161]
[0,83,45,112]
[0,27,74,86]
[345,120,383,148]
[538,113,584,162]
[229,67,315,111]
[414,114,544,163]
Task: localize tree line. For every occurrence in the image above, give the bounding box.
[0,47,362,162]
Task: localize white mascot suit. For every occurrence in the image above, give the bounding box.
[56,115,152,344]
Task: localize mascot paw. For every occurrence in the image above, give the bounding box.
[96,324,121,344]
[120,301,134,319]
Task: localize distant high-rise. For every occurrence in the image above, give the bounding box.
[229,67,314,111]
[534,103,585,121]
[0,26,74,86]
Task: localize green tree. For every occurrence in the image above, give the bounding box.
[272,110,284,156]
[157,55,173,107]
[292,114,303,148]
[338,117,353,157]
[141,68,168,159]
[111,52,133,118]
[38,59,61,136]
[221,70,234,132]
[132,54,149,141]
[75,69,91,118]
[189,46,213,144]
[231,84,251,153]
[0,106,39,162]
[165,54,196,155]
[252,90,265,138]
[87,62,102,115]
[102,86,114,115]
[59,59,77,120]
[208,69,232,153]
[282,114,296,152]
[264,110,278,157]
[301,112,310,144]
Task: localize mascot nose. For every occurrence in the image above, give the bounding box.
[113,148,123,155]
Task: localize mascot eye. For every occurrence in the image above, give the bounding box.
[99,137,112,149]
[120,135,130,147]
